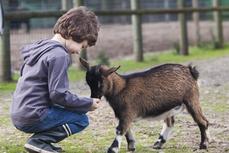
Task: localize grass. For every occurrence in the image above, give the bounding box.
[200,84,229,113]
[70,44,229,75]
[0,117,198,153]
[1,45,229,92]
[0,60,229,152]
[112,45,229,72]
[68,66,86,82]
[0,73,19,92]
[211,103,229,112]
[0,81,17,92]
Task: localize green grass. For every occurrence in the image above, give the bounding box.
[0,142,26,153]
[68,66,86,81]
[112,45,229,72]
[211,103,229,112]
[1,45,229,92]
[0,81,17,92]
[0,125,196,153]
[200,85,229,113]
[0,73,19,92]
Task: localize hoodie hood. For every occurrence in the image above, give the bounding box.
[21,39,67,66]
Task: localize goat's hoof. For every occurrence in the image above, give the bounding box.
[128,142,136,152]
[199,142,208,150]
[107,147,118,153]
[153,141,163,149]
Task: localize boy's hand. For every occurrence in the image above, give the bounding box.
[89,98,101,111]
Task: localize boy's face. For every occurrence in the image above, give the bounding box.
[66,39,88,54]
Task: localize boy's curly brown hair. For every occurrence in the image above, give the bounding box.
[53,6,100,46]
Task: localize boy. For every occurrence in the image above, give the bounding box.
[10,6,101,153]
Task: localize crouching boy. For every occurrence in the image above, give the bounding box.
[10,6,101,153]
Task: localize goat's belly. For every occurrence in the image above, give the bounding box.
[137,104,185,122]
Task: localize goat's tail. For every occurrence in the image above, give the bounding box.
[188,64,199,80]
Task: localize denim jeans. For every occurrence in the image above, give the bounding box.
[16,106,89,135]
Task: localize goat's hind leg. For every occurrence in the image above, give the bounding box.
[185,100,209,149]
[125,129,136,151]
[153,116,175,149]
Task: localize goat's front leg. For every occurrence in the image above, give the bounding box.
[125,129,136,152]
[153,116,175,149]
[107,119,131,153]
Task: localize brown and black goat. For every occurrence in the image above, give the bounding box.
[80,58,210,153]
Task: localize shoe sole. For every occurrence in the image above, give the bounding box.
[24,143,56,153]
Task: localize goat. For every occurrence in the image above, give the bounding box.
[80,58,210,153]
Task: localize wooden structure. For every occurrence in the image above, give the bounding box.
[0,0,227,81]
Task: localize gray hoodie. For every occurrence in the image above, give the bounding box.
[11,39,93,127]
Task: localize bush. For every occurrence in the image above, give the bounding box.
[96,51,110,66]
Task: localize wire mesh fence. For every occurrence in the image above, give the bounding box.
[3,0,229,71]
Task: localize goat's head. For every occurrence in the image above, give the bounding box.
[80,57,120,99]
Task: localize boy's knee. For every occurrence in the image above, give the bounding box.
[78,114,89,128]
[68,114,89,134]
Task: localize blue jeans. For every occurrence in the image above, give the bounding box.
[16,106,89,135]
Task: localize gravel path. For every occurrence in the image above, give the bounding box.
[195,57,229,87]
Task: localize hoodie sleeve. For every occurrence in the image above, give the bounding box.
[47,53,93,113]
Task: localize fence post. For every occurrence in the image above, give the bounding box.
[0,0,12,82]
[61,0,68,10]
[0,0,3,82]
[131,0,143,62]
[74,0,87,62]
[164,0,170,21]
[101,0,112,23]
[213,0,223,48]
[73,0,88,71]
[73,0,83,8]
[192,0,201,46]
[177,0,189,55]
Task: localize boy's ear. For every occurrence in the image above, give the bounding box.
[79,57,90,70]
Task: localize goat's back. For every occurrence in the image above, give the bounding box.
[119,64,199,117]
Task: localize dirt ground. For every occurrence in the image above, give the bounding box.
[10,21,229,70]
[0,56,229,152]
[71,56,229,153]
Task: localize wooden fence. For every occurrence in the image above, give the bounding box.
[0,0,227,81]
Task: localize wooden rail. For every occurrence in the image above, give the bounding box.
[5,7,229,20]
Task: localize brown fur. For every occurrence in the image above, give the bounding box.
[80,58,209,150]
[105,64,197,119]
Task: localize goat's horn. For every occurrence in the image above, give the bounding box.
[103,66,121,77]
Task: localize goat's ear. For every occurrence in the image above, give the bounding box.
[102,66,121,77]
[79,57,90,70]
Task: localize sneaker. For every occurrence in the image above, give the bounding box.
[24,143,58,153]
[50,143,63,152]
